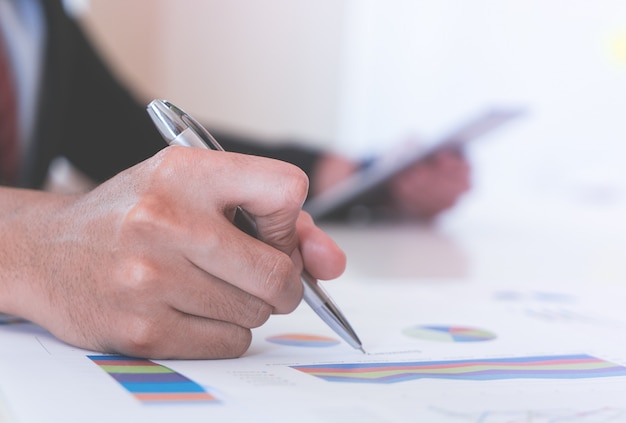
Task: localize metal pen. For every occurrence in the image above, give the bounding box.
[146,99,364,353]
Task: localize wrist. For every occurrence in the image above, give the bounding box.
[0,188,76,320]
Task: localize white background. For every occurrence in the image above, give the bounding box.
[76,0,626,220]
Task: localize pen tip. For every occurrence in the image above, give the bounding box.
[359,347,367,354]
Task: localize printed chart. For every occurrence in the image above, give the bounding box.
[429,406,626,423]
[402,325,497,342]
[265,334,341,348]
[291,354,626,384]
[0,313,28,325]
[88,355,219,404]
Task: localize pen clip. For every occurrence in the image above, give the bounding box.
[147,100,223,151]
[147,98,363,352]
[147,99,259,237]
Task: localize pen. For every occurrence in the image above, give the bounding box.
[146,99,365,353]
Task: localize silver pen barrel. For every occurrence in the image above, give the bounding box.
[146,99,364,352]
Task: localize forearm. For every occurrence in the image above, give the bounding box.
[0,187,76,322]
[0,149,346,359]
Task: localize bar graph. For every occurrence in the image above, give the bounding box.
[291,354,626,384]
[266,333,340,347]
[88,355,219,404]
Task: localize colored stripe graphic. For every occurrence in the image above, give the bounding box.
[88,355,219,404]
[403,325,496,343]
[0,313,28,325]
[266,334,340,347]
[291,354,626,384]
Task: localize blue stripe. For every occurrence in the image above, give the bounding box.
[121,381,206,393]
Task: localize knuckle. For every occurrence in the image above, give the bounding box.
[150,146,185,178]
[239,297,273,329]
[221,328,253,358]
[115,256,160,297]
[123,195,173,235]
[133,147,183,191]
[261,252,296,300]
[203,326,252,359]
[282,166,309,206]
[117,317,162,358]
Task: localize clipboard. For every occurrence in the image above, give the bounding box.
[304,107,525,221]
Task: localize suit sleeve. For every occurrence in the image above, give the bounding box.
[56,13,322,184]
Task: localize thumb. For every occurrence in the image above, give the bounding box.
[236,162,309,257]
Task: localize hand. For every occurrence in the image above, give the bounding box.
[310,148,470,221]
[388,148,471,220]
[0,147,346,359]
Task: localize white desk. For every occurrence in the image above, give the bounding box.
[2,201,626,422]
[323,200,626,285]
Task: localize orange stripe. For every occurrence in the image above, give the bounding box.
[134,393,217,402]
[91,359,160,367]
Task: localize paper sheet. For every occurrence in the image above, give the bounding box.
[2,278,626,422]
[0,388,14,423]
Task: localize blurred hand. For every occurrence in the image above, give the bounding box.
[0,147,346,359]
[311,147,470,221]
[388,148,471,219]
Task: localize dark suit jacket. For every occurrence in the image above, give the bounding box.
[22,0,321,189]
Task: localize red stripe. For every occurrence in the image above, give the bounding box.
[300,357,603,374]
[91,359,161,367]
[0,34,19,185]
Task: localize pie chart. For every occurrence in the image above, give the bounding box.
[403,325,497,342]
[266,334,341,347]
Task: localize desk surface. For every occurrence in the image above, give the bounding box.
[325,203,626,284]
[2,202,626,422]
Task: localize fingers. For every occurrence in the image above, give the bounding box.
[22,147,344,359]
[117,186,304,316]
[155,147,309,256]
[128,147,308,306]
[176,219,304,314]
[105,312,255,360]
[296,212,347,281]
[163,260,274,329]
[389,148,471,218]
